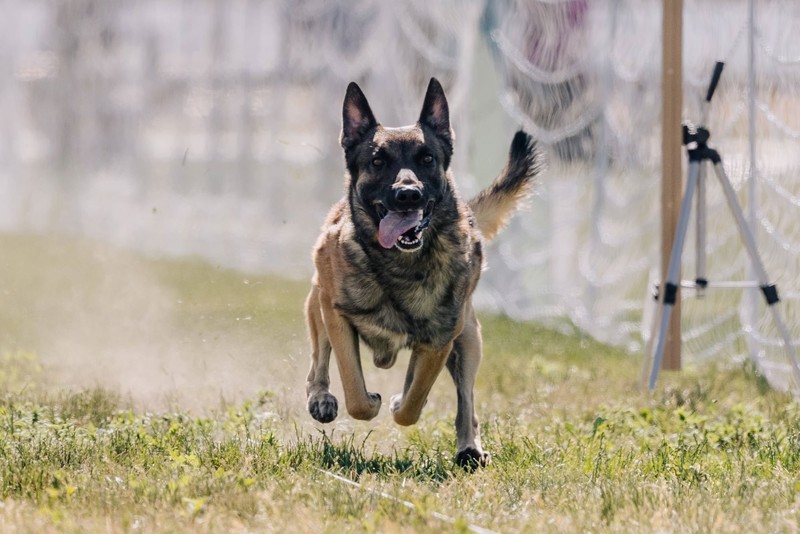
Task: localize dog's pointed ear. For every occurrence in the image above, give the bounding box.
[341,82,377,150]
[419,78,454,148]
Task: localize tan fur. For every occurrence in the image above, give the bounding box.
[469,169,534,240]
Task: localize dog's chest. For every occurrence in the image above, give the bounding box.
[339,255,469,349]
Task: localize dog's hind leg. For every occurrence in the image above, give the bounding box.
[367,337,399,369]
[305,286,338,423]
[446,305,490,468]
[390,341,453,427]
[319,289,382,421]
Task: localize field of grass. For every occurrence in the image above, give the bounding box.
[2,232,800,532]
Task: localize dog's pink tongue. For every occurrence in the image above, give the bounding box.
[378,211,422,249]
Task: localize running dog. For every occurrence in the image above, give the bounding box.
[304,78,541,467]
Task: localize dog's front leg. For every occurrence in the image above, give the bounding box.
[319,290,382,420]
[390,342,453,426]
[305,286,338,423]
[446,306,490,468]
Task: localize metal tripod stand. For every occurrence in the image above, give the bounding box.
[643,62,800,391]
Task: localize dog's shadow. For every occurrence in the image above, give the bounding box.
[296,429,459,483]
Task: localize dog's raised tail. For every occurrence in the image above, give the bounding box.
[468,130,542,241]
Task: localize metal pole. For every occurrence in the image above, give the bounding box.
[650,161,701,390]
[695,163,707,297]
[712,161,800,386]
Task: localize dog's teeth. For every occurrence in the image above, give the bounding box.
[395,231,423,251]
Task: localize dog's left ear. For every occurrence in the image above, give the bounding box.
[419,78,455,156]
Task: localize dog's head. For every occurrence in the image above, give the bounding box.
[340,78,455,253]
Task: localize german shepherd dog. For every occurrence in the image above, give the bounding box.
[305,78,540,467]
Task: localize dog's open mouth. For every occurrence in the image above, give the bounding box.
[376,201,434,252]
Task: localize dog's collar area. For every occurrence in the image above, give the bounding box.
[415,200,434,232]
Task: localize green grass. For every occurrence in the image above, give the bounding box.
[1,232,799,532]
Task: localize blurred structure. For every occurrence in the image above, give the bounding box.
[2,0,800,391]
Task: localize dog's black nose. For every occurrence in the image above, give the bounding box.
[395,187,422,207]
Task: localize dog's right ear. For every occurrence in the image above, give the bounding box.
[419,78,454,167]
[341,82,377,150]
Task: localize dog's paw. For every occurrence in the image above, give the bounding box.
[389,394,403,415]
[347,392,382,420]
[390,394,426,426]
[456,447,491,470]
[308,392,338,423]
[389,394,413,425]
[366,392,382,418]
[389,394,429,426]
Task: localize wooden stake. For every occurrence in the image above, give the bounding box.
[661,0,683,370]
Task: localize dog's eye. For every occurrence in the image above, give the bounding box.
[422,154,434,165]
[371,158,385,167]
